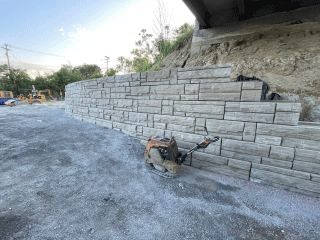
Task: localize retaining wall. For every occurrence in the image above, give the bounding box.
[65,64,320,198]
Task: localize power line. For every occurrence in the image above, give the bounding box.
[10,45,70,58]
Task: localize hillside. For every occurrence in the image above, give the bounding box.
[157,21,320,121]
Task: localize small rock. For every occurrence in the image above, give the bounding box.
[90,228,95,234]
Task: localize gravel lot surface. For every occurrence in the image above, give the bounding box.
[1,103,320,240]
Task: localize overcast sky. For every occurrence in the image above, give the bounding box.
[0,0,194,77]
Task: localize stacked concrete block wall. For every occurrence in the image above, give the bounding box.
[65,64,320,198]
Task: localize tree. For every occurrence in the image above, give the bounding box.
[73,64,103,79]
[105,68,117,77]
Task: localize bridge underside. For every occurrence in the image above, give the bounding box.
[183,0,320,29]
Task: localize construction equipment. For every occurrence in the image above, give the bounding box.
[0,91,14,105]
[144,136,220,178]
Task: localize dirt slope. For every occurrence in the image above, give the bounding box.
[160,21,320,98]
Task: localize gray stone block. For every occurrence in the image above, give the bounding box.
[293,160,320,175]
[224,112,274,123]
[311,174,320,183]
[167,124,194,133]
[206,119,244,140]
[251,168,320,194]
[276,103,301,112]
[270,146,295,161]
[180,95,199,101]
[162,105,173,115]
[185,84,199,95]
[228,158,252,171]
[225,102,276,113]
[255,135,282,145]
[274,112,300,126]
[190,78,231,84]
[150,84,184,95]
[252,163,310,180]
[242,122,257,142]
[153,122,166,130]
[282,138,320,151]
[242,81,263,90]
[170,69,178,85]
[199,92,241,101]
[131,86,150,96]
[128,112,148,126]
[261,157,292,169]
[196,118,206,127]
[221,150,261,164]
[192,151,228,165]
[178,67,231,79]
[200,82,242,93]
[295,148,320,164]
[138,100,162,107]
[138,106,161,114]
[222,139,270,157]
[241,90,262,102]
[95,119,113,129]
[154,115,195,126]
[174,104,224,115]
[256,123,320,141]
[143,127,165,138]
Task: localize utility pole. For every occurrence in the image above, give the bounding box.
[1,43,11,70]
[104,56,110,76]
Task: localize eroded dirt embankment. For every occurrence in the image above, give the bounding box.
[161,21,320,98]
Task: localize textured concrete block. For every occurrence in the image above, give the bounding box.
[143,127,165,138]
[251,168,320,194]
[196,118,206,127]
[242,81,263,90]
[153,122,166,130]
[224,112,274,123]
[282,138,320,151]
[185,84,199,95]
[171,131,204,143]
[312,174,320,183]
[174,104,224,115]
[270,146,295,161]
[199,92,241,101]
[192,151,228,165]
[276,103,301,112]
[138,106,161,114]
[206,119,244,140]
[147,114,154,128]
[167,124,194,133]
[255,135,281,145]
[131,86,150,96]
[295,149,320,164]
[111,87,126,93]
[261,157,292,169]
[241,90,262,102]
[206,164,250,180]
[274,112,300,126]
[170,69,178,85]
[128,112,148,126]
[228,158,252,171]
[178,67,231,79]
[257,123,320,141]
[180,95,199,101]
[95,119,113,129]
[222,139,270,157]
[200,82,241,93]
[91,90,102,99]
[225,102,276,113]
[252,163,310,180]
[162,100,173,106]
[221,150,261,164]
[162,105,173,115]
[150,85,184,95]
[138,100,162,108]
[154,115,195,126]
[293,161,320,175]
[243,122,257,142]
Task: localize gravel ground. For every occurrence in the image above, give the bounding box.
[1,103,320,240]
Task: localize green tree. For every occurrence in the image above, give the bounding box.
[74,64,103,79]
[1,68,32,96]
[105,68,117,77]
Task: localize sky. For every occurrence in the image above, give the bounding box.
[0,0,195,77]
